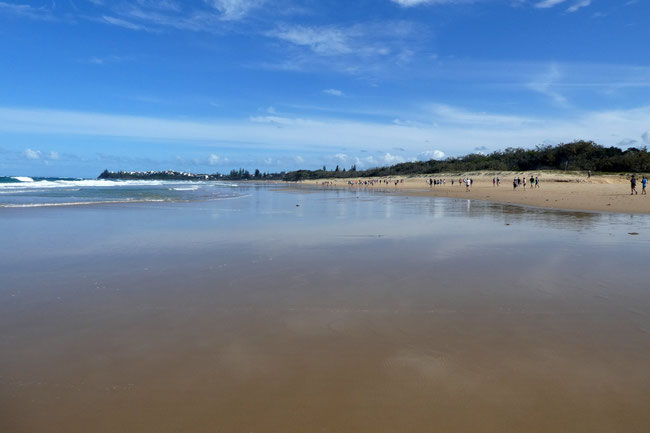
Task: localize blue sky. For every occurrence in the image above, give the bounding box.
[0,0,649,177]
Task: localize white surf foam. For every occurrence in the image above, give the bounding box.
[169,186,201,191]
[0,179,239,190]
[0,199,166,208]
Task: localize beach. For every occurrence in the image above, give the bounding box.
[300,171,650,214]
[2,183,650,432]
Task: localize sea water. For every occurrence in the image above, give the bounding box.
[0,176,242,207]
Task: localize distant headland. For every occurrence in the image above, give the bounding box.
[97,168,284,181]
[98,169,220,181]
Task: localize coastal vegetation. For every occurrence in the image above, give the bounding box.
[98,141,650,181]
[282,141,650,181]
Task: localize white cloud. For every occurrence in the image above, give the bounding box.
[391,0,470,6]
[527,63,568,106]
[566,0,591,12]
[352,153,409,167]
[294,155,305,164]
[268,25,352,56]
[265,21,419,68]
[419,149,445,160]
[382,153,405,164]
[48,151,59,160]
[3,104,650,160]
[88,55,124,65]
[392,0,432,6]
[323,88,345,97]
[205,0,265,21]
[392,118,417,126]
[136,0,181,12]
[24,148,41,160]
[99,7,222,33]
[430,104,533,127]
[0,2,55,21]
[208,154,221,165]
[102,15,153,32]
[535,0,568,8]
[334,153,348,163]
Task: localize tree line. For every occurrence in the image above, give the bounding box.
[280,141,650,181]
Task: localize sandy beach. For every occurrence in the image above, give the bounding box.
[299,171,650,214]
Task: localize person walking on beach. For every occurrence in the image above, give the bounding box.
[642,176,647,195]
[523,177,526,190]
[530,175,535,187]
[535,177,539,188]
[496,176,500,186]
[465,178,471,192]
[513,178,517,190]
[630,175,638,195]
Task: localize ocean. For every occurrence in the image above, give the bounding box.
[1,180,649,433]
[0,176,244,207]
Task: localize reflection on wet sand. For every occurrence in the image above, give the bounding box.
[1,185,649,433]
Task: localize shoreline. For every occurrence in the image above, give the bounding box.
[292,171,650,215]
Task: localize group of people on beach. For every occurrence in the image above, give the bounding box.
[511,176,540,190]
[427,178,447,187]
[426,178,473,191]
[630,175,648,195]
[339,174,647,197]
[347,179,403,186]
[327,174,649,203]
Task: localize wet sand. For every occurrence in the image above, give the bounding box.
[301,171,650,214]
[1,186,650,432]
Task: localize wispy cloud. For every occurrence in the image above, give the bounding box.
[92,1,264,34]
[263,21,428,77]
[24,148,41,160]
[534,0,568,8]
[205,0,266,21]
[391,0,473,6]
[102,15,154,32]
[208,153,228,165]
[0,2,55,21]
[267,25,354,56]
[428,104,533,126]
[268,21,421,57]
[87,55,126,65]
[527,63,568,106]
[323,89,345,97]
[22,148,59,161]
[3,104,650,160]
[566,0,591,13]
[418,149,445,160]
